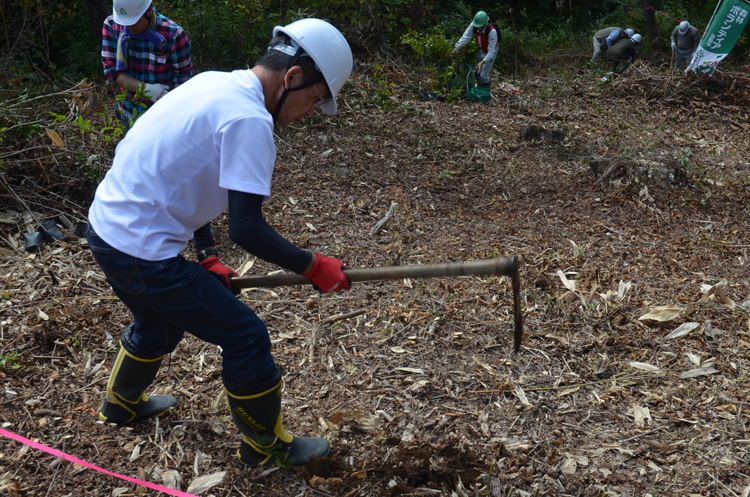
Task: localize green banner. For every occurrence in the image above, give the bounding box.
[688,0,750,74]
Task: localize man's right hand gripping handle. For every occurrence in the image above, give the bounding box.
[304,253,351,293]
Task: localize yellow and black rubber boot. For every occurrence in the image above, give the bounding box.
[99,325,178,426]
[225,367,329,466]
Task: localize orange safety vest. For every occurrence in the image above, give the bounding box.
[474,24,498,53]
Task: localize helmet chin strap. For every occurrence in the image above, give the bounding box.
[272,47,325,124]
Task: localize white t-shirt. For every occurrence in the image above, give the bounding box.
[88,70,276,261]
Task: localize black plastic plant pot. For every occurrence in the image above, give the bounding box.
[24,232,45,253]
[74,222,88,238]
[40,220,68,242]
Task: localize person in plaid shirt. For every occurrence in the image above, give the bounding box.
[102,0,192,126]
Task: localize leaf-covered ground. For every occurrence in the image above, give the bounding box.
[2,57,750,496]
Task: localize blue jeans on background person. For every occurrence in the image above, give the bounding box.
[86,226,277,387]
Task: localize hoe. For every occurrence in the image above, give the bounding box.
[231,256,524,352]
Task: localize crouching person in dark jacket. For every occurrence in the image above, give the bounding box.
[608,33,641,74]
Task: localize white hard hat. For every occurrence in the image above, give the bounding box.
[273,19,353,115]
[625,28,634,37]
[113,0,152,25]
[632,33,642,44]
[679,21,690,34]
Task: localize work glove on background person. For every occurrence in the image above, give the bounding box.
[143,83,169,102]
[305,253,351,293]
[671,41,676,50]
[200,257,240,295]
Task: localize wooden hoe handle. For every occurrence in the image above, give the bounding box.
[231,256,525,352]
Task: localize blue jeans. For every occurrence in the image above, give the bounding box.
[86,226,276,386]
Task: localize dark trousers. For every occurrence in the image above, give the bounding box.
[87,226,277,386]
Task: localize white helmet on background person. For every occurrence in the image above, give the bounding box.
[113,0,152,26]
[273,19,353,115]
[632,33,642,44]
[679,21,690,34]
[625,28,634,37]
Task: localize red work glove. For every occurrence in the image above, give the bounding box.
[305,253,351,293]
[200,257,240,295]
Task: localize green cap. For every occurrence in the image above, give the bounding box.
[473,11,489,28]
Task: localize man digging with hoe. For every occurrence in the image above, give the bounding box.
[87,19,353,467]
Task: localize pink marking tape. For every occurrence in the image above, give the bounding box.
[642,6,706,34]
[0,428,199,497]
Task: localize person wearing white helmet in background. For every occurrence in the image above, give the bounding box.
[591,27,633,62]
[87,19,353,466]
[671,21,700,70]
[608,33,642,74]
[101,0,192,127]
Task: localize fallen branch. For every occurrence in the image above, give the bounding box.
[593,159,633,186]
[6,84,86,109]
[0,119,45,135]
[471,373,631,394]
[0,174,44,228]
[0,233,22,253]
[44,438,65,497]
[705,472,740,497]
[308,308,367,363]
[317,308,367,326]
[0,145,48,160]
[75,376,109,392]
[618,426,667,444]
[370,202,398,236]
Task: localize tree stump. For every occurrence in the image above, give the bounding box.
[589,159,609,178]
[519,125,545,142]
[651,167,670,189]
[519,125,564,143]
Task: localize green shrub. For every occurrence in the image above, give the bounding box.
[400,30,453,62]
[0,0,99,81]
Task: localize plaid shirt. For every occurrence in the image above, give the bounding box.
[102,9,192,124]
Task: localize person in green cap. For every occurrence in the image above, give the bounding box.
[450,11,499,89]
